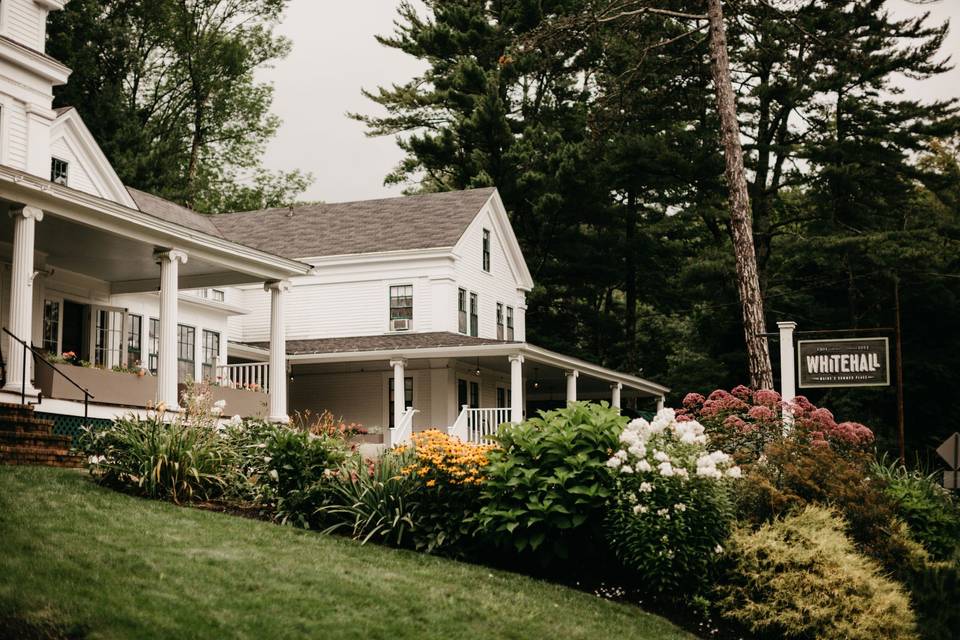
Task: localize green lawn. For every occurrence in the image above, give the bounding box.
[0,466,694,640]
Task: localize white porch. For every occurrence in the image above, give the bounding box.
[231,335,669,447]
[0,165,310,422]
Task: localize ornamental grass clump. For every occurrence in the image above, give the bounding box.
[717,505,919,640]
[401,429,494,553]
[604,408,737,598]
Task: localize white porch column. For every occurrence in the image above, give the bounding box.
[391,358,407,428]
[4,206,43,396]
[266,280,291,422]
[777,320,797,427]
[155,249,187,409]
[611,383,622,410]
[509,354,524,423]
[656,395,665,412]
[565,369,579,404]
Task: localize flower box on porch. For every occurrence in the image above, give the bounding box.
[179,384,268,419]
[35,364,158,407]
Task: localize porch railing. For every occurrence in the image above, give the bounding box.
[386,407,418,448]
[451,406,512,444]
[2,327,94,423]
[215,361,269,393]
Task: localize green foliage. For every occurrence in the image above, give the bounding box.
[317,448,422,548]
[872,455,960,561]
[476,402,626,560]
[718,505,919,640]
[76,414,229,503]
[48,0,310,212]
[899,551,960,640]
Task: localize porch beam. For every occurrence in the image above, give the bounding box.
[155,249,187,409]
[3,206,43,397]
[509,354,523,423]
[265,280,290,422]
[110,272,274,295]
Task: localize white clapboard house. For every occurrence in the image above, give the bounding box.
[0,0,667,445]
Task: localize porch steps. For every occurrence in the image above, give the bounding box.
[0,403,84,468]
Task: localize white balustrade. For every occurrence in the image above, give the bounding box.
[216,362,270,393]
[450,407,513,444]
[386,407,418,448]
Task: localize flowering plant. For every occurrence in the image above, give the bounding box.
[681,386,874,462]
[292,409,367,439]
[604,408,738,598]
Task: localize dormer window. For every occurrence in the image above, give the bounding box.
[482,229,491,272]
[51,157,68,186]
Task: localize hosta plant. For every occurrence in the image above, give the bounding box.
[476,402,627,561]
[604,408,737,598]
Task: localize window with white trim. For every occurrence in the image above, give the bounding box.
[482,228,491,272]
[389,284,413,329]
[148,318,159,374]
[458,288,467,334]
[42,299,60,353]
[469,292,479,337]
[506,306,515,340]
[496,303,504,340]
[389,376,413,427]
[127,314,142,368]
[202,330,220,382]
[177,324,195,383]
[51,157,68,186]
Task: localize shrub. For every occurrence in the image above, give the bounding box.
[717,505,919,640]
[77,413,230,503]
[872,455,960,561]
[317,447,421,547]
[476,402,627,560]
[604,409,737,599]
[291,409,366,439]
[400,429,494,553]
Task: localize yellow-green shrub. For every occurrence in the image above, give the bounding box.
[718,505,918,640]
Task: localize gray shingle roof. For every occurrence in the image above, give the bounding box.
[241,331,517,356]
[210,188,496,260]
[126,187,225,237]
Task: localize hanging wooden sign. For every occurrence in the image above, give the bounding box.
[797,337,890,388]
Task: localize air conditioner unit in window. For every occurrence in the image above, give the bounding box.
[390,318,410,331]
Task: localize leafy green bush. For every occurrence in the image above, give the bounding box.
[77,414,230,503]
[872,455,960,561]
[604,409,736,598]
[900,550,960,640]
[317,448,422,547]
[718,505,919,640]
[219,417,350,526]
[476,402,626,560]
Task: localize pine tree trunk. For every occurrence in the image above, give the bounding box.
[705,0,774,389]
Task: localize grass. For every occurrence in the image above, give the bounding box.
[0,466,695,640]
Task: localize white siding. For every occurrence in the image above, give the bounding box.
[452,203,527,341]
[236,275,435,343]
[3,98,28,169]
[4,0,45,51]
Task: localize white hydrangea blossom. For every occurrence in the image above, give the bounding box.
[606,407,741,504]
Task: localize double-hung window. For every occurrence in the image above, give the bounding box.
[388,376,413,427]
[148,318,159,374]
[506,306,515,340]
[458,288,468,334]
[127,314,142,368]
[482,229,491,272]
[389,285,413,329]
[202,330,220,382]
[177,324,195,383]
[469,293,479,337]
[496,303,504,340]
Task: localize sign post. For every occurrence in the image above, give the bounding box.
[777,321,797,427]
[937,433,960,490]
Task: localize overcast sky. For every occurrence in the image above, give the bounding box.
[260,0,960,205]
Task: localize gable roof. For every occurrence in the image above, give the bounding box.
[126,187,225,238]
[210,187,496,259]
[50,107,137,208]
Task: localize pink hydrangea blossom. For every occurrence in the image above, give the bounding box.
[682,393,706,409]
[723,415,749,432]
[747,405,776,422]
[753,389,781,408]
[731,385,753,401]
